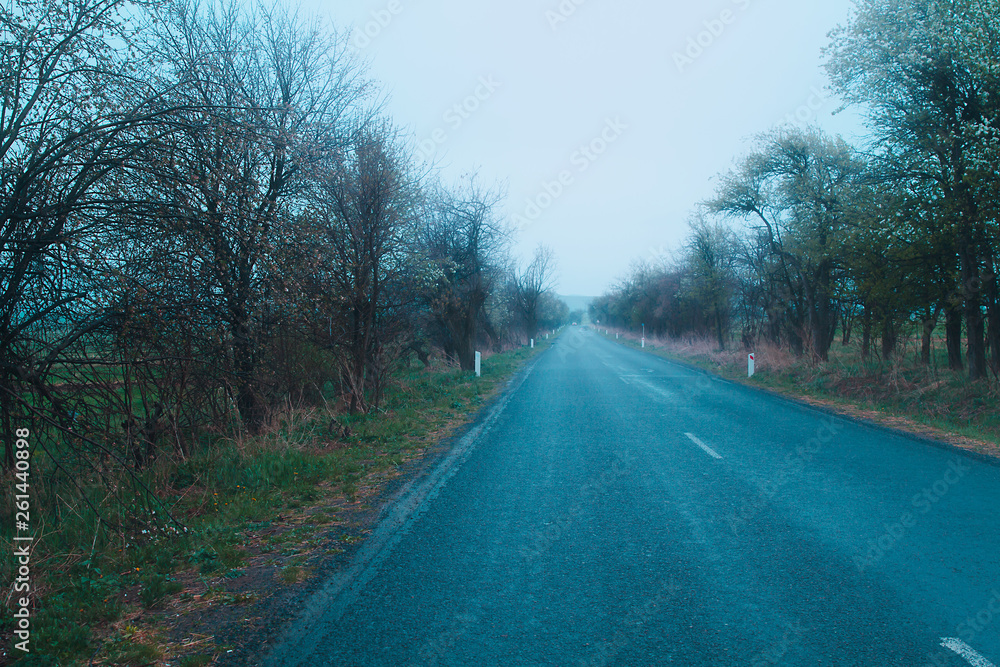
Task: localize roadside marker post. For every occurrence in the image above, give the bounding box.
[748,353,755,378]
[530,339,534,349]
[475,351,481,377]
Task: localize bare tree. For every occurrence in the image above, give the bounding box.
[419,177,509,371]
[513,244,556,343]
[139,0,370,429]
[296,120,419,413]
[684,215,736,350]
[0,0,181,470]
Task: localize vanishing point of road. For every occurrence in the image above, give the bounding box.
[264,326,1000,666]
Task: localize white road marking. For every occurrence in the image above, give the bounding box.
[685,433,722,460]
[630,377,674,402]
[941,638,997,667]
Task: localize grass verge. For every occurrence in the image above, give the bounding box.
[1,337,553,666]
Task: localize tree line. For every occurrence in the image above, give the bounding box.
[592,0,1000,380]
[0,0,566,518]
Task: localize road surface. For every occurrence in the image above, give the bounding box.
[264,326,1000,666]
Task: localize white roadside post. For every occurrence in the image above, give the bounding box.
[748,353,755,378]
[475,351,481,378]
[530,339,534,349]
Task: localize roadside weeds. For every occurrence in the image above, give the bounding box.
[2,339,554,667]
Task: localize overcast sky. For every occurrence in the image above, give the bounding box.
[314,0,867,296]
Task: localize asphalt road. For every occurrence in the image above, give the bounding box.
[264,326,1000,666]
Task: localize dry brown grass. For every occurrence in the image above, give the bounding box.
[615,328,1000,452]
[643,334,799,373]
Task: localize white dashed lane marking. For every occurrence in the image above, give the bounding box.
[941,638,996,667]
[684,433,722,460]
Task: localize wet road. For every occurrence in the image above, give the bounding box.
[264,327,1000,666]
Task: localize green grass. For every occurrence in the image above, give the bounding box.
[1,337,553,665]
[95,625,162,666]
[178,656,212,667]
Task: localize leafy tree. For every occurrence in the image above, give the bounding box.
[710,127,866,360]
[825,0,1000,378]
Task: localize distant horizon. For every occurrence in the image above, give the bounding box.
[321,0,866,295]
[558,294,596,319]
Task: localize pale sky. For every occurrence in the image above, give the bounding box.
[315,0,867,296]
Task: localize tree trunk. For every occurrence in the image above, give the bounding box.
[881,316,897,361]
[345,294,375,414]
[787,318,805,357]
[861,307,872,362]
[234,351,264,430]
[1,378,13,470]
[965,297,987,380]
[526,314,539,345]
[454,316,476,371]
[446,303,479,371]
[985,266,1000,375]
[960,248,987,380]
[715,307,725,351]
[841,304,854,346]
[232,312,265,431]
[809,262,834,362]
[920,306,941,366]
[945,300,963,371]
